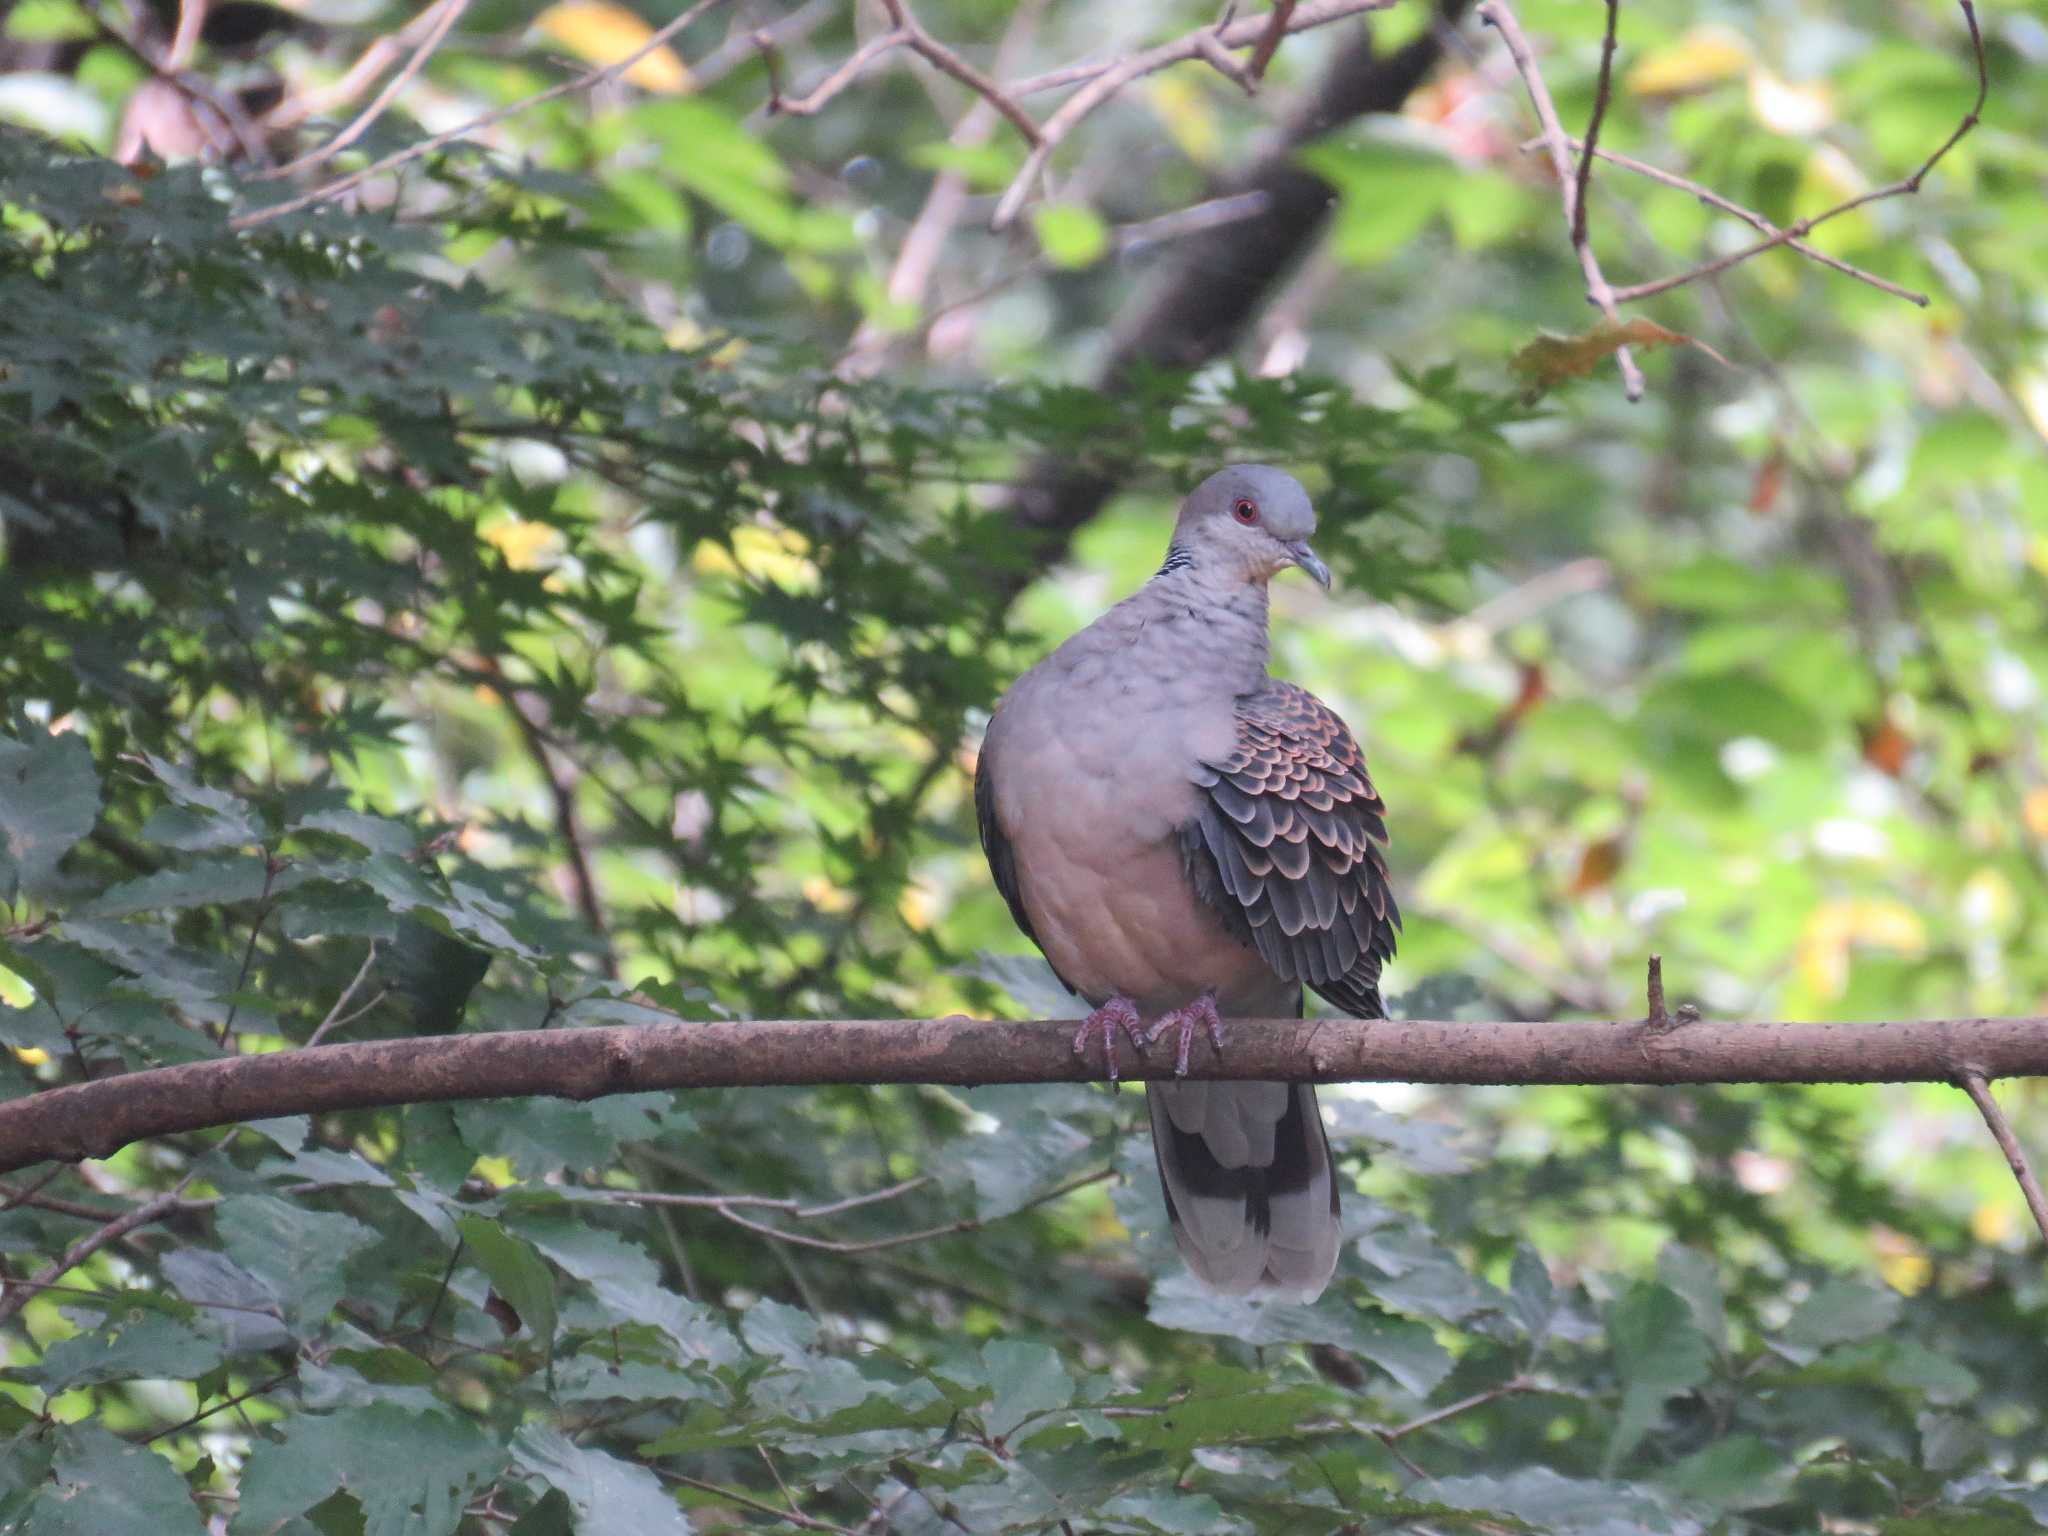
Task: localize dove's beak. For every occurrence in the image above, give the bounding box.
[1286,541,1332,591]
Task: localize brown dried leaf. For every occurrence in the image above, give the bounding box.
[1511,318,1695,400]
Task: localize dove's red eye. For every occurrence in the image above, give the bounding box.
[1232,498,1260,525]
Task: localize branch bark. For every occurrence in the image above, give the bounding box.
[5,1011,2047,1175]
[1006,1,1465,551]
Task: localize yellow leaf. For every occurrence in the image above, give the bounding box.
[898,885,936,932]
[1748,69,1833,136]
[471,1155,519,1189]
[1797,899,1927,1000]
[2025,786,2048,840]
[1146,73,1220,168]
[1972,1199,2018,1246]
[1627,25,1750,98]
[0,964,33,1010]
[2016,368,2048,445]
[692,525,818,589]
[1510,318,1697,400]
[803,874,855,915]
[1871,1227,1932,1294]
[535,1,691,94]
[481,516,560,571]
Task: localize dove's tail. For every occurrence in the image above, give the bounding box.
[1145,1079,1341,1300]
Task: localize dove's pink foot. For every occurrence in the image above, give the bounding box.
[1146,990,1226,1077]
[1073,995,1146,1085]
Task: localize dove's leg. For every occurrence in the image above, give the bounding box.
[1073,995,1146,1084]
[1146,990,1227,1077]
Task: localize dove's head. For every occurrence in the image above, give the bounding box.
[1171,465,1330,591]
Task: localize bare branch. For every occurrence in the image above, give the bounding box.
[685,1166,1115,1255]
[1476,0,1643,399]
[231,0,732,229]
[10,1007,2048,1177]
[259,0,472,181]
[1534,136,1929,307]
[0,1173,199,1326]
[653,1468,864,1536]
[880,0,1044,147]
[1959,1072,2048,1248]
[1610,0,1983,305]
[305,941,383,1049]
[1244,0,1302,85]
[1569,0,1618,251]
[768,27,908,117]
[990,0,1399,230]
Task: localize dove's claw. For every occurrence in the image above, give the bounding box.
[1073,995,1146,1085]
[1146,991,1226,1077]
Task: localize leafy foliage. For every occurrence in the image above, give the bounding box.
[4,0,2048,1528]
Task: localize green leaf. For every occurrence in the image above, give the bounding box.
[1509,1243,1557,1340]
[1031,203,1110,269]
[1777,1278,1903,1360]
[1428,1467,1688,1534]
[134,754,268,847]
[24,1424,208,1536]
[509,1424,690,1536]
[1660,1434,1793,1511]
[1605,1282,1711,1470]
[1298,133,1453,265]
[24,1307,223,1393]
[1654,1245,1727,1359]
[456,1216,558,1350]
[1147,1275,1452,1397]
[216,1194,376,1333]
[233,1404,504,1536]
[75,853,275,919]
[0,722,100,901]
[982,1339,1074,1441]
[739,1297,818,1366]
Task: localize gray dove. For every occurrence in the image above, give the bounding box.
[976,465,1399,1299]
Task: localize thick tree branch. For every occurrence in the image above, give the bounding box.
[5,1011,2048,1176]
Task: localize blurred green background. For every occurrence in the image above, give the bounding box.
[4,0,2048,1530]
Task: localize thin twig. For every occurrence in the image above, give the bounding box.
[836,0,1049,374]
[218,856,280,1045]
[231,0,732,228]
[691,0,837,90]
[770,27,906,115]
[0,1167,65,1211]
[1244,0,1301,84]
[1959,1072,2048,1248]
[589,1173,931,1215]
[990,0,1398,229]
[1569,0,1618,251]
[652,1468,864,1535]
[880,0,1044,146]
[143,1367,298,1444]
[306,941,382,1048]
[1610,0,1983,305]
[498,682,616,977]
[266,24,426,131]
[1536,137,1928,306]
[260,0,472,180]
[0,1173,200,1327]
[695,1166,1113,1255]
[1476,0,1643,399]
